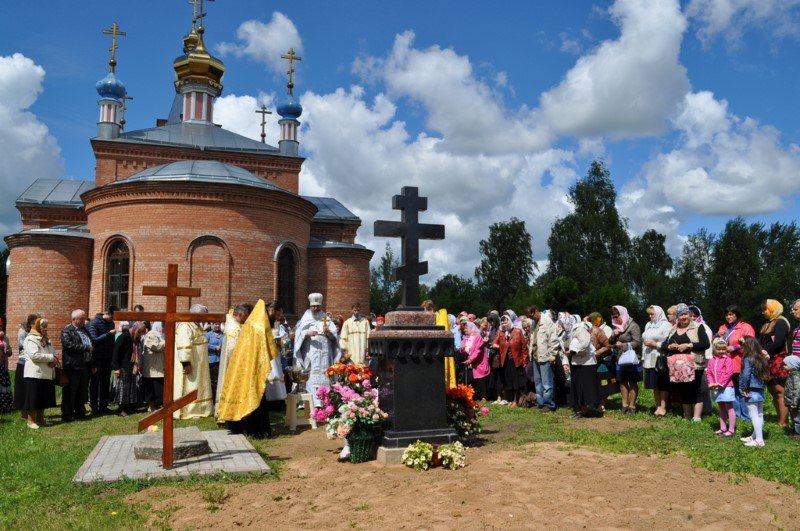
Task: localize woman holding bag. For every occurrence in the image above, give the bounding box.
[662,304,710,421]
[758,299,791,428]
[609,305,642,414]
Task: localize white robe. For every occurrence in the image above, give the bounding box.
[294,310,340,406]
[215,314,241,418]
[265,321,287,401]
[174,322,213,419]
[339,316,370,364]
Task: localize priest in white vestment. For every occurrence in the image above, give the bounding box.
[174,304,213,419]
[266,301,288,401]
[294,293,340,407]
[215,303,252,418]
[339,302,370,364]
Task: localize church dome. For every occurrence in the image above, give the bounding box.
[173,26,225,93]
[96,72,126,100]
[277,95,303,120]
[115,160,280,191]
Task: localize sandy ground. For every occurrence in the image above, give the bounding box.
[127,422,800,530]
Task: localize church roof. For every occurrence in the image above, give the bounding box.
[111,160,283,191]
[103,120,285,155]
[14,225,92,239]
[308,237,369,250]
[16,179,93,207]
[303,196,360,222]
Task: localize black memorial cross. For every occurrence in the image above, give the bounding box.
[374,186,444,310]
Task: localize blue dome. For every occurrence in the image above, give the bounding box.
[95,72,126,99]
[277,95,302,119]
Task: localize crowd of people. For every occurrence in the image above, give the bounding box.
[4,293,799,449]
[448,299,800,447]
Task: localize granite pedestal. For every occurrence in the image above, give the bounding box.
[369,310,458,459]
[133,426,211,460]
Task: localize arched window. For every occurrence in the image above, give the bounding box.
[277,248,296,314]
[106,240,130,310]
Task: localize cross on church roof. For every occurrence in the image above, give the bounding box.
[256,104,272,143]
[189,0,214,28]
[374,186,445,310]
[281,48,302,96]
[101,22,126,73]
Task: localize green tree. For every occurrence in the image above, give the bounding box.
[429,274,483,314]
[630,229,673,310]
[750,221,800,325]
[671,228,715,308]
[545,160,631,291]
[504,284,544,316]
[474,217,535,310]
[542,276,582,313]
[369,243,400,315]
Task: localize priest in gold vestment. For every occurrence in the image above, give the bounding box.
[214,303,253,418]
[174,304,213,419]
[217,300,279,438]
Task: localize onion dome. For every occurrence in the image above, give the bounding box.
[96,72,126,99]
[173,26,225,93]
[277,95,303,120]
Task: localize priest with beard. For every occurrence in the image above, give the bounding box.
[294,293,340,407]
[217,300,279,438]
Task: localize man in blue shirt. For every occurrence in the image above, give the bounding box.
[206,322,224,404]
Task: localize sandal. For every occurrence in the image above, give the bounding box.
[721,431,734,437]
[714,429,724,435]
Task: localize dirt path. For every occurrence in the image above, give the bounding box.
[128,426,799,530]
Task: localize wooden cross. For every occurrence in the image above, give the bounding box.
[256,104,272,143]
[281,48,302,96]
[374,187,445,310]
[102,22,126,73]
[114,264,225,469]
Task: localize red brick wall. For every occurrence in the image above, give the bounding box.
[91,140,302,193]
[307,247,373,323]
[4,234,93,369]
[310,221,359,244]
[189,237,231,313]
[83,182,315,318]
[18,206,87,230]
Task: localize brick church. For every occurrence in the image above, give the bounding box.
[3,15,373,354]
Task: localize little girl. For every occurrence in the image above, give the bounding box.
[707,338,735,436]
[739,337,771,447]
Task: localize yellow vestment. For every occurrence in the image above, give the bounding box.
[216,300,279,422]
[435,309,457,389]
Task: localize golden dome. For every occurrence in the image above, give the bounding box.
[173,26,225,93]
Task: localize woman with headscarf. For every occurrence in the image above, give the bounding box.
[111,321,146,416]
[662,303,710,421]
[586,312,613,412]
[22,318,56,429]
[141,321,165,411]
[492,312,529,407]
[486,310,504,403]
[14,314,39,418]
[717,305,756,421]
[562,315,600,418]
[642,305,673,416]
[609,305,643,414]
[460,318,489,400]
[758,299,791,427]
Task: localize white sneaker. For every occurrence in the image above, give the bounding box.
[743,439,765,447]
[740,435,753,443]
[27,422,40,430]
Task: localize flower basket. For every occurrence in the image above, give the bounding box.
[347,431,376,463]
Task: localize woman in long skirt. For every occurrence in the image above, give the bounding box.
[112,322,146,416]
[0,331,13,412]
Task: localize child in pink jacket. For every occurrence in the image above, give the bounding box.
[707,338,736,436]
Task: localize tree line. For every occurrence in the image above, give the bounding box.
[370,159,800,326]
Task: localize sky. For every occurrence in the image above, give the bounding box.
[1,0,799,284]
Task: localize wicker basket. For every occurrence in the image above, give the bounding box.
[347,431,376,463]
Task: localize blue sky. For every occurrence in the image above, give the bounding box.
[1,0,799,281]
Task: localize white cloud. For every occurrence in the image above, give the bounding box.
[0,53,63,237]
[216,12,303,74]
[687,0,800,47]
[214,92,281,146]
[540,0,689,138]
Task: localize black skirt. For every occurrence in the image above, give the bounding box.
[570,364,600,408]
[141,377,164,405]
[644,368,671,390]
[13,365,27,410]
[22,377,56,410]
[503,358,527,391]
[675,368,708,404]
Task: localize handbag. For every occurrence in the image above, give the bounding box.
[655,353,668,373]
[54,365,69,387]
[667,354,695,383]
[617,346,639,366]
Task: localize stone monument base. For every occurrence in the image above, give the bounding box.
[133,426,211,461]
[375,446,405,465]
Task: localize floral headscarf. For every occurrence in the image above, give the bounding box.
[764,299,784,321]
[588,312,604,327]
[612,305,629,333]
[503,309,523,330]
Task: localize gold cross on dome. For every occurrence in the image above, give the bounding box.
[256,104,272,143]
[189,0,214,28]
[102,22,126,73]
[280,48,303,96]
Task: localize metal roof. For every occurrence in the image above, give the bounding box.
[15,225,92,239]
[308,237,369,250]
[111,160,283,191]
[302,196,360,222]
[107,121,285,155]
[16,179,93,207]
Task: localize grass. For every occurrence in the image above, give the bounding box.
[3,371,800,529]
[0,371,283,530]
[482,390,800,489]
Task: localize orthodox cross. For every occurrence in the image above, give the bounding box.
[256,104,272,143]
[102,22,126,73]
[374,187,445,310]
[189,0,214,28]
[281,48,302,96]
[114,264,225,469]
[120,94,133,129]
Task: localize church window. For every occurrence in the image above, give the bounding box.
[107,240,130,310]
[277,248,296,314]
